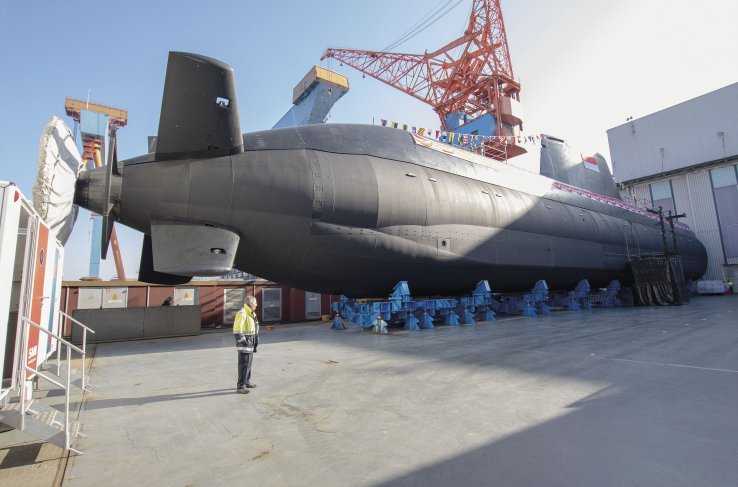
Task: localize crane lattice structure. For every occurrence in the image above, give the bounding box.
[322,0,525,161]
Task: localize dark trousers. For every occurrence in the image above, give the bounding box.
[237,352,253,389]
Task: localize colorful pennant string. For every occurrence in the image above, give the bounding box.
[379,118,541,146]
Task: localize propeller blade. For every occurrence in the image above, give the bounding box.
[103,133,115,216]
[101,214,114,260]
[101,131,119,259]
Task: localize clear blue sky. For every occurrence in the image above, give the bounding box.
[1,0,736,280]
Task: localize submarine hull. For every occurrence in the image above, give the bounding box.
[74,52,707,297]
[103,124,706,297]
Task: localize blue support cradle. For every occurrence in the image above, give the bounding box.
[601,280,622,308]
[444,310,460,326]
[460,307,476,325]
[331,315,347,330]
[561,279,590,311]
[404,314,420,330]
[419,311,435,329]
[519,295,537,316]
[331,279,500,331]
[532,280,551,315]
[475,306,496,322]
[372,315,388,334]
[575,279,592,310]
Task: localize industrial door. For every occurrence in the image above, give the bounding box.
[223,288,244,324]
[261,288,282,322]
[305,292,321,320]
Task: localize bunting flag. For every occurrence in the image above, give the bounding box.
[378,116,545,148]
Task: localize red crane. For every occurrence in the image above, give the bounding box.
[322,0,525,160]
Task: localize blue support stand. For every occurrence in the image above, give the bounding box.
[563,279,590,311]
[444,310,460,326]
[601,280,622,308]
[331,315,347,330]
[475,306,496,322]
[460,307,476,325]
[508,280,550,317]
[372,316,388,334]
[576,279,592,309]
[419,312,434,329]
[520,298,537,317]
[462,281,496,322]
[404,314,420,330]
[365,311,379,328]
[532,280,551,315]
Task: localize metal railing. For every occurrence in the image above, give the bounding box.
[19,316,87,454]
[59,310,96,391]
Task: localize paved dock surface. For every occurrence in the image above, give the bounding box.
[2,295,737,486]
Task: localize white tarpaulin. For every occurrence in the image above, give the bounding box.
[32,117,82,245]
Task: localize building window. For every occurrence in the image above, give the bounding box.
[710,165,738,264]
[649,180,676,215]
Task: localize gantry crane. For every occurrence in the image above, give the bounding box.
[322,0,525,160]
[65,97,127,280]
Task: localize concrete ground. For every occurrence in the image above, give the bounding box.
[1,295,737,486]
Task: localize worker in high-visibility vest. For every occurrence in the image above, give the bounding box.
[233,296,260,394]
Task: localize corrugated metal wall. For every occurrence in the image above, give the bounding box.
[608,83,738,182]
[71,306,201,343]
[673,172,725,280]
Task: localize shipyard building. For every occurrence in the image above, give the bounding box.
[608,82,738,284]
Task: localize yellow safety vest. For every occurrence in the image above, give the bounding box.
[233,306,258,336]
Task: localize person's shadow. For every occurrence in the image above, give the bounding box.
[81,388,235,411]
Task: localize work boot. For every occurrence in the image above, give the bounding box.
[246,383,257,389]
[237,387,250,394]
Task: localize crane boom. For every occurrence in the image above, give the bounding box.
[322,0,524,160]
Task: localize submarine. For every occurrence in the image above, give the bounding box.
[75,52,707,297]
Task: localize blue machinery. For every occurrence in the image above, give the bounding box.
[331,279,624,331]
[273,66,349,129]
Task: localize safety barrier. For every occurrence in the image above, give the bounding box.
[16,315,94,454]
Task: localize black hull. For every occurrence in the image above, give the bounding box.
[100,124,707,298]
